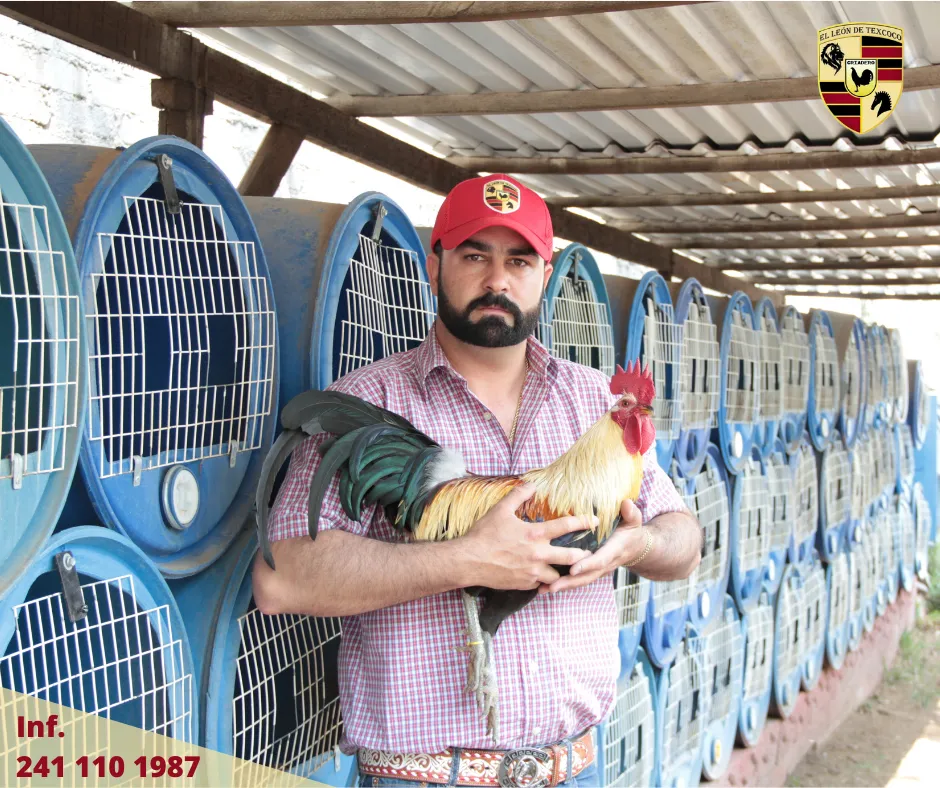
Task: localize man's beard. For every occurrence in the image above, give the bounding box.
[436,276,543,349]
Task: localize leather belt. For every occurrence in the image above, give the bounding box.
[357,728,595,787]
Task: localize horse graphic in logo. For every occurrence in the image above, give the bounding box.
[483,179,521,214]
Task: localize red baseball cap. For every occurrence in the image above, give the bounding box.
[431,174,554,261]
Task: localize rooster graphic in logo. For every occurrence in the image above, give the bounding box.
[483,179,521,214]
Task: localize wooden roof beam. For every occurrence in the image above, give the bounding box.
[747,276,940,287]
[771,289,940,301]
[671,235,940,250]
[620,211,940,235]
[129,1,677,27]
[238,122,306,197]
[726,258,940,272]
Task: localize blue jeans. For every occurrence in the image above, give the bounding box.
[357,755,600,787]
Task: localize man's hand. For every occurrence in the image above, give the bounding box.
[539,498,646,595]
[457,484,595,591]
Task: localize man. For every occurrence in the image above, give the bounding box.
[255,174,702,787]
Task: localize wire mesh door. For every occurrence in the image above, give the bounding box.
[549,272,615,376]
[914,485,931,579]
[776,575,803,683]
[780,309,809,419]
[703,612,743,726]
[232,607,342,785]
[871,506,891,590]
[661,637,706,776]
[0,572,193,743]
[801,562,827,672]
[897,425,915,487]
[888,330,907,421]
[642,297,682,442]
[336,232,435,380]
[602,660,656,787]
[793,444,818,554]
[823,443,852,531]
[691,461,730,597]
[848,547,866,624]
[680,301,720,431]
[737,457,771,575]
[758,312,783,423]
[814,328,840,414]
[867,329,886,416]
[88,195,275,479]
[614,567,650,630]
[896,497,915,579]
[829,553,851,636]
[1,186,80,484]
[726,306,760,425]
[850,443,869,526]
[842,332,862,422]
[743,604,773,703]
[766,453,794,556]
[878,429,896,498]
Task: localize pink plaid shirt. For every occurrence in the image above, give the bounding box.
[268,326,685,754]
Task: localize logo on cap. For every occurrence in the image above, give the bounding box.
[483,179,521,214]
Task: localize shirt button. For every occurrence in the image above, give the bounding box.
[483,413,492,421]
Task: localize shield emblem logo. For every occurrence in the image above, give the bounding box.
[818,24,903,133]
[483,179,521,214]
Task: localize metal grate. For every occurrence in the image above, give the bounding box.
[897,425,915,487]
[338,234,435,380]
[232,607,342,785]
[871,507,892,588]
[641,297,683,441]
[842,332,862,421]
[766,452,793,553]
[829,553,851,634]
[737,456,771,574]
[613,567,650,629]
[870,430,886,501]
[801,562,827,666]
[887,330,907,423]
[1,187,80,482]
[866,524,883,599]
[813,327,840,414]
[850,444,869,522]
[725,306,760,424]
[823,443,852,529]
[792,443,818,551]
[867,329,886,413]
[680,301,720,431]
[0,574,192,743]
[743,602,773,701]
[914,486,932,579]
[703,612,744,723]
[780,309,809,417]
[848,547,866,620]
[896,497,915,576]
[877,429,896,498]
[758,311,783,421]
[776,575,803,679]
[88,195,274,479]
[661,636,706,774]
[549,273,616,376]
[602,660,656,788]
[690,460,730,590]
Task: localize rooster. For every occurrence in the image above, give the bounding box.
[851,66,874,92]
[256,361,656,742]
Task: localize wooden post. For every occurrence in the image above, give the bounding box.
[239,123,306,197]
[151,78,212,147]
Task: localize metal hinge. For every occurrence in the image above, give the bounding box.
[132,455,143,487]
[371,201,387,242]
[229,440,241,468]
[155,153,181,215]
[10,453,23,490]
[54,551,88,623]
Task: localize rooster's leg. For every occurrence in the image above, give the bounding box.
[461,590,500,743]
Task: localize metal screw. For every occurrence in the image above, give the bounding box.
[160,154,173,169]
[62,553,75,571]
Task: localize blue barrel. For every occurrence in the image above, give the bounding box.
[686,444,732,632]
[824,551,851,671]
[865,324,889,428]
[544,243,616,375]
[0,118,86,597]
[737,592,774,748]
[895,423,915,499]
[779,306,810,454]
[597,647,657,788]
[800,555,827,692]
[914,395,938,544]
[707,293,759,474]
[846,544,866,653]
[789,437,819,565]
[614,564,652,679]
[655,632,707,788]
[698,596,744,781]
[764,439,793,595]
[895,494,916,593]
[168,528,357,786]
[807,310,840,452]
[605,272,682,470]
[754,297,783,458]
[909,360,928,449]
[244,194,431,404]
[887,328,908,426]
[771,563,804,719]
[913,482,932,580]
[818,432,851,562]
[729,448,771,614]
[0,526,195,740]
[671,279,720,478]
[829,313,867,449]
[846,442,870,549]
[31,138,277,577]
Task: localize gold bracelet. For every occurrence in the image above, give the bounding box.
[625,528,653,567]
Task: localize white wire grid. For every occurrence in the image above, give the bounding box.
[914,485,932,577]
[736,457,771,574]
[776,576,803,680]
[690,460,730,591]
[915,379,929,440]
[867,329,887,414]
[0,574,193,749]
[338,233,436,379]
[641,296,682,441]
[842,333,862,422]
[613,567,650,629]
[703,613,744,724]
[0,187,80,481]
[801,563,827,667]
[549,273,616,376]
[847,548,865,623]
[680,300,720,431]
[887,330,908,424]
[793,444,819,551]
[780,309,809,418]
[869,431,886,502]
[88,196,274,479]
[661,637,706,775]
[766,453,794,553]
[829,553,851,634]
[653,482,694,617]
[897,425,915,488]
[758,312,783,422]
[232,609,342,784]
[602,660,656,788]
[743,603,773,701]
[813,327,840,415]
[896,498,916,575]
[871,508,893,588]
[725,306,760,425]
[823,443,852,529]
[850,445,868,523]
[879,429,897,498]
[857,535,877,617]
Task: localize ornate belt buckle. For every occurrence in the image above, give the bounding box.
[497,748,551,788]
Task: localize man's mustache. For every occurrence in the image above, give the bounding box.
[465,293,522,317]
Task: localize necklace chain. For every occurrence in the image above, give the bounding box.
[508,357,529,445]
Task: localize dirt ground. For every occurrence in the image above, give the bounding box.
[786,606,940,787]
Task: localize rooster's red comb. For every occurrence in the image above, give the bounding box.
[610,360,655,403]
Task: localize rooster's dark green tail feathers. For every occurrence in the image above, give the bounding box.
[255,429,307,570]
